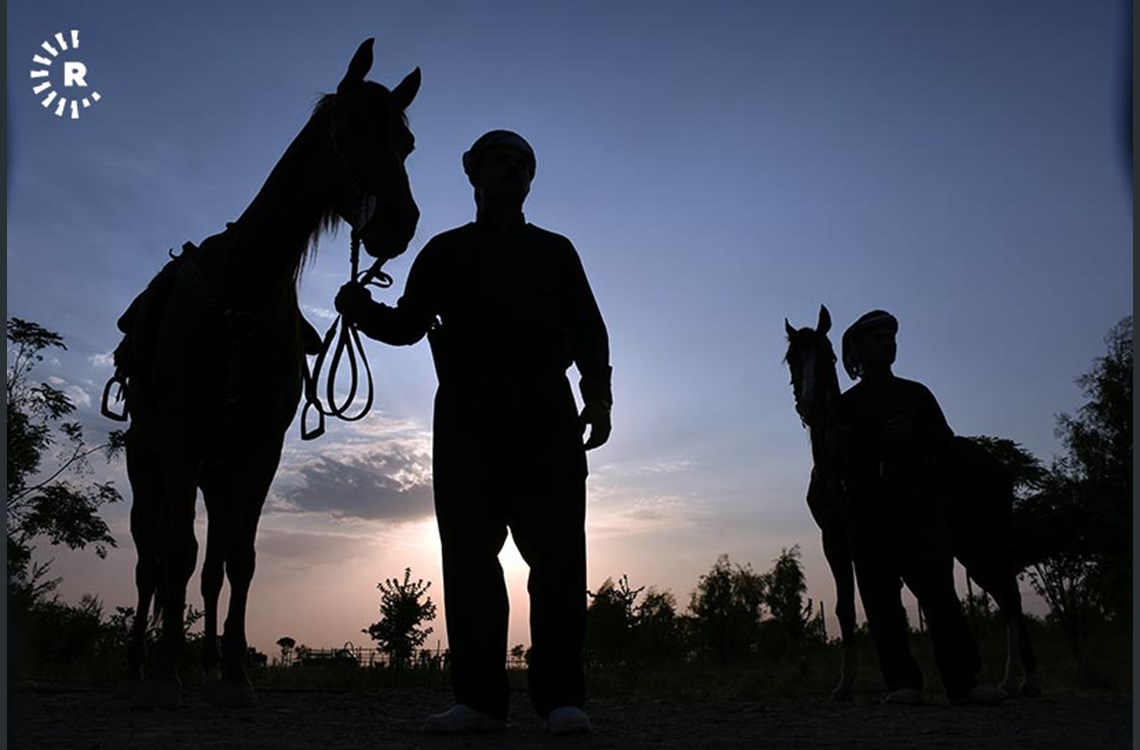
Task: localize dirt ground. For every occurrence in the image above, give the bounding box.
[7,685,1131,750]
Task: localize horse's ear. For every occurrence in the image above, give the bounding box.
[785,318,796,338]
[392,67,421,111]
[338,38,375,94]
[817,305,831,335]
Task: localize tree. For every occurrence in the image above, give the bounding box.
[586,574,643,665]
[688,554,766,663]
[276,636,297,666]
[362,568,437,668]
[759,545,822,650]
[631,587,687,664]
[7,317,124,591]
[1014,316,1133,657]
[1053,315,1132,625]
[587,576,689,666]
[1013,466,1096,658]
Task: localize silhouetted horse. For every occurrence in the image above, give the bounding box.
[783,305,1038,700]
[113,39,420,708]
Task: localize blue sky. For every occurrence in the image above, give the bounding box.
[7,1,1131,656]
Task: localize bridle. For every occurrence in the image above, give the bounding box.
[788,332,837,430]
[299,93,407,440]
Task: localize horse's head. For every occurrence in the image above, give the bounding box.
[783,304,839,428]
[322,38,421,263]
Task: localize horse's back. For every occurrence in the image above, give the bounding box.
[945,437,1013,512]
[944,436,1018,577]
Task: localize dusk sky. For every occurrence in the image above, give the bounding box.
[7,1,1131,657]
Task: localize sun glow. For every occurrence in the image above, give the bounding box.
[498,532,530,581]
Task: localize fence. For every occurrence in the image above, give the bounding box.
[275,643,528,670]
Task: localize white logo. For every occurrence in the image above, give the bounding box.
[30,30,102,119]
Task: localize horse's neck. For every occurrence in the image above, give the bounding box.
[809,422,831,469]
[808,382,841,470]
[225,120,333,295]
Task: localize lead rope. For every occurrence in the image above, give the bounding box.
[300,234,393,440]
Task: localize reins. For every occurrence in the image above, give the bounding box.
[299,232,392,440]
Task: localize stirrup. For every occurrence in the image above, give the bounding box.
[101,373,129,421]
[300,399,326,441]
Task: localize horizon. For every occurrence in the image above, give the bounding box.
[6,0,1132,657]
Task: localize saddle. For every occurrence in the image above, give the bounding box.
[102,231,322,421]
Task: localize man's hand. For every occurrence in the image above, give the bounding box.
[580,401,612,450]
[335,281,374,323]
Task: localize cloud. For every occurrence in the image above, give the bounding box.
[48,376,93,409]
[286,453,434,523]
[302,305,337,323]
[591,456,697,482]
[588,493,696,540]
[274,421,435,523]
[629,459,695,475]
[256,527,383,569]
[89,352,115,369]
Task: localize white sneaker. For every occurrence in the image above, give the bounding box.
[951,685,1007,706]
[883,687,925,705]
[546,706,591,736]
[422,704,508,735]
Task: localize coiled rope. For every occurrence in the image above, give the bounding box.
[300,234,392,440]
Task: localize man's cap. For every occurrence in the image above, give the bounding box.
[841,309,898,379]
[462,130,536,181]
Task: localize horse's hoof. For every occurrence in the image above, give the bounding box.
[133,679,182,709]
[206,680,255,708]
[829,687,855,702]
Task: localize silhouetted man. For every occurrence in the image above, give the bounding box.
[336,130,611,735]
[838,310,1003,706]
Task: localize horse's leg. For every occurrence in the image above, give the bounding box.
[954,512,1036,696]
[809,474,857,701]
[964,561,1038,697]
[1012,603,1039,696]
[201,442,281,707]
[952,451,1039,698]
[822,528,858,701]
[199,508,226,690]
[145,459,200,709]
[117,429,161,700]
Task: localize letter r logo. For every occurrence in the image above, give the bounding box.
[64,61,88,87]
[30,30,103,118]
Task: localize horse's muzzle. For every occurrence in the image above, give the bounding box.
[794,392,819,426]
[358,203,419,261]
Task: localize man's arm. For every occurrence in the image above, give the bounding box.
[915,382,953,439]
[562,240,612,449]
[335,244,437,346]
[910,382,954,476]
